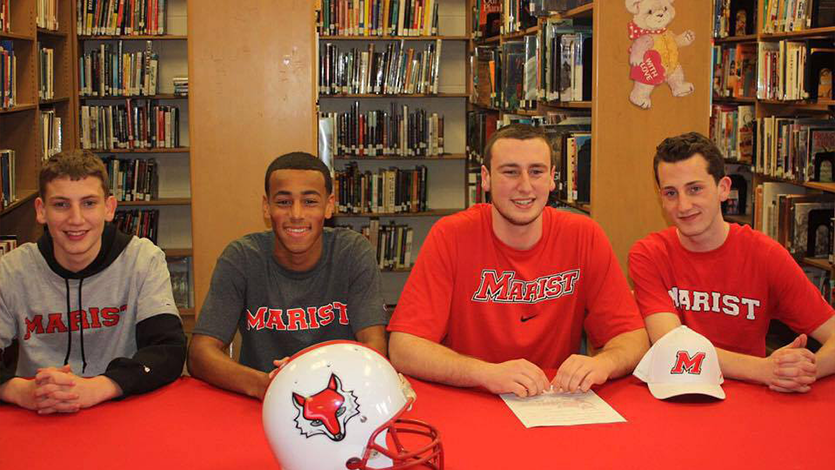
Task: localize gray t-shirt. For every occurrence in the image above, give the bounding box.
[194,228,386,372]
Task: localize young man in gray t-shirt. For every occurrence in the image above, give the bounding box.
[188,152,387,399]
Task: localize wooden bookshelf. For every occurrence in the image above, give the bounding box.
[0,0,75,244]
[79,94,188,100]
[724,213,752,225]
[335,153,466,160]
[91,147,191,153]
[118,198,191,206]
[333,208,463,218]
[320,92,469,98]
[557,198,591,214]
[563,2,594,18]
[319,35,468,41]
[164,248,193,258]
[77,34,187,40]
[759,26,835,41]
[802,257,832,271]
[713,33,757,44]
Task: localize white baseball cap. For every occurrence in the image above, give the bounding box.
[634,325,725,400]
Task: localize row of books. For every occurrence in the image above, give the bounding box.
[39,45,55,101]
[500,0,536,35]
[755,115,835,182]
[114,208,159,244]
[755,182,834,260]
[761,0,835,34]
[80,100,181,150]
[356,220,414,270]
[712,43,757,99]
[471,0,501,39]
[79,41,159,97]
[167,257,193,309]
[101,156,159,201]
[710,104,755,163]
[317,0,439,37]
[0,235,17,257]
[172,76,187,96]
[0,149,15,209]
[319,103,444,158]
[757,39,835,101]
[0,0,9,32]
[319,40,442,95]
[803,265,834,306]
[539,19,591,103]
[37,0,60,31]
[466,110,498,165]
[713,0,756,38]
[41,109,63,161]
[1,41,16,108]
[77,0,168,36]
[335,163,428,214]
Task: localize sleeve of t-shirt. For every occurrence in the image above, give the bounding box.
[767,242,834,335]
[192,242,248,345]
[135,240,180,323]
[387,220,455,343]
[344,233,388,333]
[628,239,679,319]
[582,222,645,349]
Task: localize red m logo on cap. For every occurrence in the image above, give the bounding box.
[670,351,706,375]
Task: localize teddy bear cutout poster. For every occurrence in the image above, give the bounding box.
[626,0,695,109]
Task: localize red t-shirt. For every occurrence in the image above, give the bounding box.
[388,204,644,369]
[629,224,834,357]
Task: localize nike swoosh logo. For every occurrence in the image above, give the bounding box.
[520,315,538,322]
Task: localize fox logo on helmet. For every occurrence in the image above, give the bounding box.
[292,373,360,442]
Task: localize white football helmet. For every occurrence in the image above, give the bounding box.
[262,340,443,470]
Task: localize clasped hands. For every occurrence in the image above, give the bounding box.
[763,334,817,393]
[12,365,121,414]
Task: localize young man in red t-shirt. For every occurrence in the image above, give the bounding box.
[388,124,649,397]
[629,132,835,392]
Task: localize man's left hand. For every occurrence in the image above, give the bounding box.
[553,355,614,393]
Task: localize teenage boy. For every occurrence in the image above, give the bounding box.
[0,150,186,414]
[388,124,649,397]
[629,132,835,392]
[188,152,387,399]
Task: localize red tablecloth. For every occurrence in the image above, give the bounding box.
[1,375,833,469]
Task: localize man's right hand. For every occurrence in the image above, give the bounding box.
[760,335,817,393]
[474,359,549,397]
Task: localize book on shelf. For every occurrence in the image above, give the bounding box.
[542,117,591,204]
[318,0,440,37]
[40,109,63,161]
[754,116,835,181]
[762,0,815,33]
[758,182,807,239]
[0,40,16,108]
[101,156,159,202]
[723,163,753,216]
[39,44,55,100]
[319,39,442,95]
[320,102,444,158]
[813,0,835,28]
[0,235,17,257]
[714,0,757,38]
[77,0,168,36]
[172,76,187,96]
[167,256,193,309]
[540,18,590,103]
[471,45,499,108]
[712,43,757,98]
[80,40,159,97]
[473,0,501,39]
[0,0,9,33]
[710,103,755,163]
[466,109,498,166]
[0,149,14,209]
[80,99,180,150]
[334,163,427,214]
[529,0,591,17]
[502,0,536,36]
[356,219,414,270]
[756,38,835,102]
[37,0,60,31]
[114,208,159,243]
[501,40,525,111]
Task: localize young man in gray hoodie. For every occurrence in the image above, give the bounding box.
[0,150,186,414]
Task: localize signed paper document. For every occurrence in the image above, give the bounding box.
[500,390,626,428]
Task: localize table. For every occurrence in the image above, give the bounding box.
[1,375,833,469]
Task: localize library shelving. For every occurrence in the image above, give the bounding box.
[0,0,74,244]
[316,0,471,302]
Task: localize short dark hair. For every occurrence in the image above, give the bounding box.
[264,152,333,196]
[653,132,725,185]
[483,123,554,169]
[39,149,110,198]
